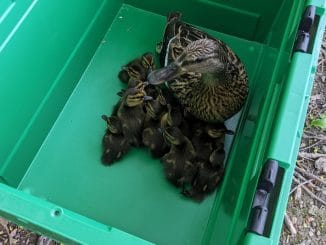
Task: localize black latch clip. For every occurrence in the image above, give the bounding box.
[294,6,316,53]
[248,160,279,235]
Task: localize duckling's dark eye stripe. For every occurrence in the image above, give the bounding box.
[129,68,140,77]
[130,66,143,74]
[129,94,144,100]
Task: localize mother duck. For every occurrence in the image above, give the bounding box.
[148,12,249,123]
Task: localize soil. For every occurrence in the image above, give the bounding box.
[0,217,58,245]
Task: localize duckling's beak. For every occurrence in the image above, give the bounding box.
[147,62,180,85]
[143,95,153,101]
[148,67,153,74]
[101,114,108,121]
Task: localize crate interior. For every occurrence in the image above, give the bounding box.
[1,0,302,244]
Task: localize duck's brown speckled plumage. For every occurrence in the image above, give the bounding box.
[153,12,248,122]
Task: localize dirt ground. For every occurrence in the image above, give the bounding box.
[0,217,58,244]
[0,35,325,245]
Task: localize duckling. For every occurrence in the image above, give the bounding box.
[160,104,182,129]
[209,148,225,170]
[112,83,148,116]
[161,126,197,188]
[143,99,183,157]
[191,122,215,163]
[118,53,156,87]
[142,97,169,158]
[117,82,152,146]
[141,52,156,73]
[205,123,233,150]
[148,12,249,123]
[140,52,161,98]
[118,53,158,98]
[160,103,194,139]
[101,115,130,165]
[189,121,230,168]
[142,127,169,158]
[118,57,147,84]
[182,161,224,202]
[144,94,167,127]
[205,123,233,168]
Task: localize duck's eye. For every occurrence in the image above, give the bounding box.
[182,57,204,66]
[128,68,139,77]
[195,57,204,63]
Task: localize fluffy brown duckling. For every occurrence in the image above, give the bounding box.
[141,52,156,73]
[118,53,156,89]
[142,95,169,158]
[144,93,167,125]
[117,83,153,146]
[160,104,183,128]
[183,161,224,202]
[101,115,130,165]
[209,148,225,170]
[161,126,197,188]
[206,123,233,146]
[191,124,215,163]
[142,127,168,158]
[190,122,230,164]
[118,57,146,84]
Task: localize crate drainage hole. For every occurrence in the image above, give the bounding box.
[51,208,62,217]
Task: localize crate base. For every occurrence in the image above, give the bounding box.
[19,4,270,244]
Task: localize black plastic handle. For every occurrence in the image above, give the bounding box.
[258,159,279,193]
[250,206,269,235]
[294,6,316,53]
[299,5,316,32]
[248,160,279,235]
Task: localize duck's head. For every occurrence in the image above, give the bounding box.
[148,39,225,85]
[102,115,122,134]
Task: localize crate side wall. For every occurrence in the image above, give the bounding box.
[0,0,123,186]
[125,0,294,44]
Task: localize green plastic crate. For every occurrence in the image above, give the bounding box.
[0,0,325,244]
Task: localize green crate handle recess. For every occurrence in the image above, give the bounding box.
[245,0,326,244]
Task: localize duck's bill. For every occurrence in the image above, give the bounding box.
[147,63,179,85]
